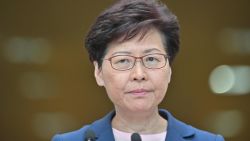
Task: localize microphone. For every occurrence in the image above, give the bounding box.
[84,129,97,141]
[131,133,142,141]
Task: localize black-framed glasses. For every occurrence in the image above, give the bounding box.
[104,53,168,71]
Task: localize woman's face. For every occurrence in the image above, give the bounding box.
[94,29,172,112]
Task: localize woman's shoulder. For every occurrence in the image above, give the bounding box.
[51,125,90,141]
[187,125,225,141]
[160,109,225,141]
[51,111,115,141]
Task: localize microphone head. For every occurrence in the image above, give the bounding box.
[85,129,96,141]
[131,133,142,141]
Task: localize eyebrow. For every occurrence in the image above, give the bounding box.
[111,51,131,56]
[143,48,162,54]
[111,48,163,56]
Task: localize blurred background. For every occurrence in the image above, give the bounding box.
[0,0,249,141]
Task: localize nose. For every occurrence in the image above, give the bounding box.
[130,60,147,81]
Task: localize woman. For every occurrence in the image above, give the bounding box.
[52,0,224,141]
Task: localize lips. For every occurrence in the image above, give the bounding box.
[126,89,152,96]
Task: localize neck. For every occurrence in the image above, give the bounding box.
[112,107,167,134]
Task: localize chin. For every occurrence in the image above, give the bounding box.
[128,104,155,112]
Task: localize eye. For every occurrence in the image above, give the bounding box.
[145,56,160,62]
[112,56,132,65]
[116,59,130,64]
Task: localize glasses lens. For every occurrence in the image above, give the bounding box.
[111,55,134,70]
[143,54,166,69]
[109,54,167,71]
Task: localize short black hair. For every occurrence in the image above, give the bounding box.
[85,0,180,66]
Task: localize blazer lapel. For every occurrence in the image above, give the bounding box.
[96,128,115,141]
[159,109,195,141]
[165,125,187,141]
[89,111,116,141]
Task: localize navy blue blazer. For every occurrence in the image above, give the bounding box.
[52,109,224,141]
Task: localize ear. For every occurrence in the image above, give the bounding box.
[167,67,172,84]
[93,61,104,86]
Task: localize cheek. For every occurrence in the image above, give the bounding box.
[151,70,170,92]
[153,73,169,104]
[103,70,130,92]
[103,73,130,104]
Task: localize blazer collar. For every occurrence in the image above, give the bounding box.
[88,110,115,141]
[159,109,195,141]
[88,109,195,141]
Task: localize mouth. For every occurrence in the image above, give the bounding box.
[126,89,153,96]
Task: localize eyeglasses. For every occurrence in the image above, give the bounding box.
[104,53,168,71]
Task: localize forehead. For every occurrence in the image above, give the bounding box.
[106,28,166,55]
